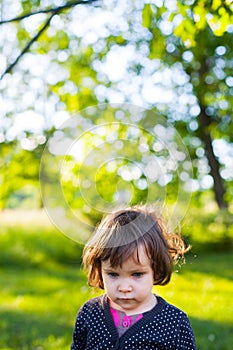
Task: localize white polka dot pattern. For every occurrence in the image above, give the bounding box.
[71,295,196,349]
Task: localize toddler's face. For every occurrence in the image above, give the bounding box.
[101,245,156,315]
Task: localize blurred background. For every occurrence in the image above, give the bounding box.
[0,0,233,349]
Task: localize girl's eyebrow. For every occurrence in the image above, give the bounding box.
[101,266,117,272]
[102,267,124,273]
[102,266,149,273]
[129,267,150,273]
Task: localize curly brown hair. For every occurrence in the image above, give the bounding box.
[83,205,189,289]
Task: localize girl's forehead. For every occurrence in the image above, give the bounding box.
[102,245,151,269]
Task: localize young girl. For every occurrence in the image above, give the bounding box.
[71,206,197,349]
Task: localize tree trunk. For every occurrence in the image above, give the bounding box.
[191,49,228,210]
[199,106,228,209]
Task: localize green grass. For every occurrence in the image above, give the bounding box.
[0,210,233,349]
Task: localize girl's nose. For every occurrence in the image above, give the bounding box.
[118,281,132,292]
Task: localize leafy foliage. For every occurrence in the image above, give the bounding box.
[0,0,233,215]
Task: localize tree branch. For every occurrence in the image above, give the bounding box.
[0,0,98,24]
[1,12,57,79]
[0,0,99,79]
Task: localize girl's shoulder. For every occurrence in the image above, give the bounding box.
[153,295,189,319]
[80,294,107,312]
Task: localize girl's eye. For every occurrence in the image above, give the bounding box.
[108,272,118,278]
[132,272,143,278]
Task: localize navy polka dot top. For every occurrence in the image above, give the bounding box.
[71,294,197,349]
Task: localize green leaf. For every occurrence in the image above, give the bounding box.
[142,4,153,28]
[193,4,207,30]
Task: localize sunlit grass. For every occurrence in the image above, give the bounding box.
[0,209,233,349]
